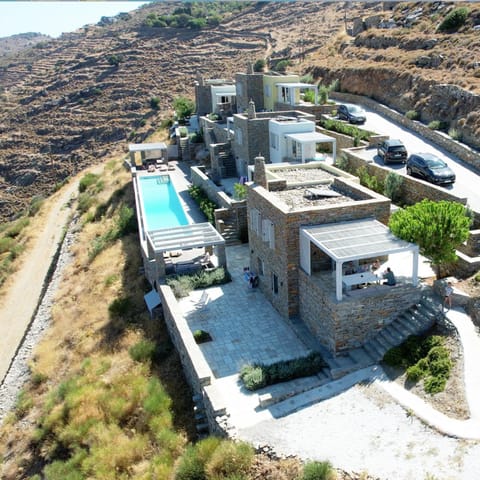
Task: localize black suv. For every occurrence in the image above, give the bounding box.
[377,139,408,164]
[406,153,455,185]
[337,104,366,124]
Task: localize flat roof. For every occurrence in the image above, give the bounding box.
[285,132,336,144]
[129,142,167,152]
[301,218,417,262]
[276,82,316,88]
[146,223,225,253]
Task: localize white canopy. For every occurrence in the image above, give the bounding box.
[299,218,419,301]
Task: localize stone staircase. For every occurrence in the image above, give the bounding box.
[219,217,241,246]
[292,296,441,381]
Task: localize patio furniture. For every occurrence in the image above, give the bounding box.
[342,271,379,290]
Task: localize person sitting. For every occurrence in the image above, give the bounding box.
[371,259,380,272]
[382,267,396,286]
[344,262,356,275]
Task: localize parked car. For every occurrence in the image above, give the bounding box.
[337,104,366,124]
[406,153,456,185]
[377,139,408,164]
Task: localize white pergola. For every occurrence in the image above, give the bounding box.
[285,131,336,163]
[146,223,225,253]
[128,142,168,166]
[299,218,419,301]
[276,82,319,105]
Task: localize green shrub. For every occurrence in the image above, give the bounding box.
[253,59,266,72]
[174,445,205,480]
[188,185,218,224]
[424,375,447,394]
[179,126,188,138]
[0,236,15,255]
[79,173,99,193]
[173,96,195,121]
[406,364,425,383]
[233,182,247,200]
[193,330,212,344]
[129,340,157,363]
[383,346,404,367]
[302,460,337,480]
[4,217,29,238]
[356,166,384,194]
[107,54,123,66]
[166,267,231,297]
[321,118,373,141]
[205,440,254,478]
[15,389,34,419]
[428,120,447,131]
[448,128,462,141]
[28,195,44,216]
[438,7,469,32]
[116,205,137,237]
[384,171,403,204]
[240,352,326,391]
[189,131,204,144]
[303,89,315,103]
[150,96,161,109]
[275,59,291,72]
[405,110,420,121]
[240,365,267,391]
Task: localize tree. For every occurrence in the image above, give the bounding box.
[388,200,471,278]
[173,96,195,120]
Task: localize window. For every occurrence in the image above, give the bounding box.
[265,84,271,97]
[257,257,264,276]
[250,208,261,234]
[271,273,279,295]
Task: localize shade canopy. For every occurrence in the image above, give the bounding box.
[299,218,419,301]
[285,131,335,144]
[129,142,167,152]
[146,222,225,253]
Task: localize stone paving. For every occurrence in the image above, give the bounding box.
[178,244,310,379]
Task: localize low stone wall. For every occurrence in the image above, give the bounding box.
[342,149,469,207]
[275,102,336,119]
[331,92,480,173]
[299,270,423,354]
[158,285,230,436]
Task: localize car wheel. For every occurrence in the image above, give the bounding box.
[406,167,412,176]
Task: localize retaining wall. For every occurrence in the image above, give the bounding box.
[331,92,480,172]
[158,285,230,436]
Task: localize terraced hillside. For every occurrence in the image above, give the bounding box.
[0,1,479,221]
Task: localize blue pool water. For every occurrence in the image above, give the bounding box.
[138,175,189,230]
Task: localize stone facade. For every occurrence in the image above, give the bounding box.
[299,270,423,353]
[235,72,264,113]
[247,173,391,320]
[195,82,213,117]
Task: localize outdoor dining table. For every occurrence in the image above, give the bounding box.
[342,271,379,289]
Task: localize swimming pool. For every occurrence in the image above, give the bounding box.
[138,175,189,231]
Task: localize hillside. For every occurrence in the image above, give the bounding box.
[0,1,479,221]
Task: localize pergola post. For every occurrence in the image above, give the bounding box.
[335,260,343,301]
[412,247,419,287]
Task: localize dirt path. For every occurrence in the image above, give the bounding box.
[0,159,107,385]
[0,181,79,384]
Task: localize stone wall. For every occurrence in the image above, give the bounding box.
[195,83,213,116]
[342,149,469,208]
[331,91,480,172]
[248,180,391,319]
[158,285,230,436]
[274,102,336,119]
[298,271,423,354]
[235,72,264,112]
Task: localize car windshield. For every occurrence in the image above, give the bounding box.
[348,106,363,113]
[425,158,446,169]
[389,146,405,152]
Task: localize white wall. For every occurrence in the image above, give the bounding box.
[268,119,315,163]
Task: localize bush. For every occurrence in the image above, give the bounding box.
[240,352,326,391]
[438,7,469,32]
[205,440,254,479]
[275,59,291,72]
[233,182,247,200]
[405,110,420,121]
[303,89,315,103]
[356,166,384,194]
[384,171,403,204]
[77,192,95,214]
[321,118,373,142]
[448,128,462,141]
[167,267,231,298]
[173,96,195,121]
[28,195,44,216]
[383,346,404,367]
[193,330,212,344]
[253,59,266,72]
[406,364,425,383]
[150,96,161,110]
[302,460,337,480]
[428,120,447,131]
[129,340,157,363]
[424,375,447,394]
[188,185,218,223]
[79,173,100,193]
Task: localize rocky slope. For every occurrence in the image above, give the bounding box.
[0,1,479,221]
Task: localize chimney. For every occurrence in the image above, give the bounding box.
[248,99,256,119]
[254,155,267,188]
[247,62,254,74]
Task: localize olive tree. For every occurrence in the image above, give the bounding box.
[388,200,471,278]
[173,96,195,121]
